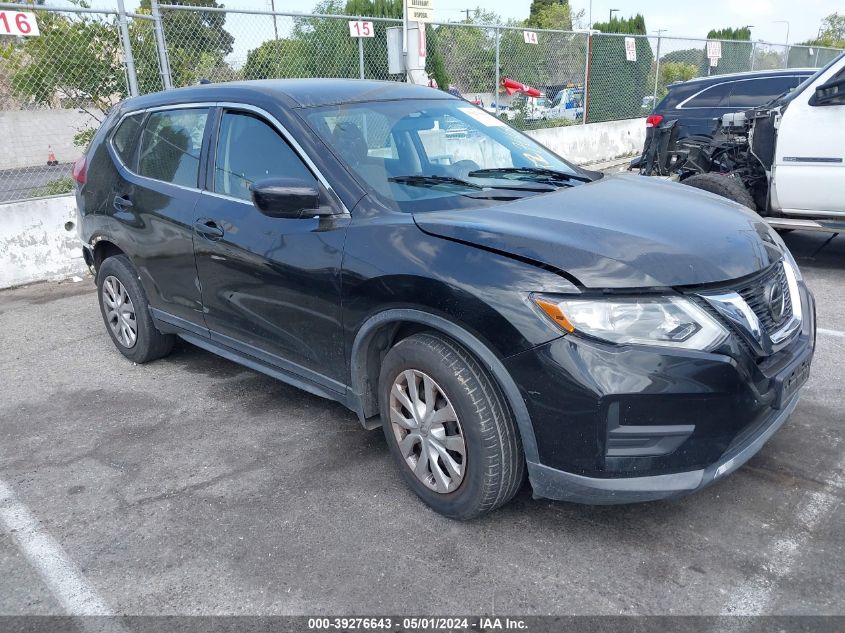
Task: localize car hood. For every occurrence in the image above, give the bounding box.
[413,174,784,289]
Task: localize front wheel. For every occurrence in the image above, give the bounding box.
[378,333,525,520]
[682,173,757,211]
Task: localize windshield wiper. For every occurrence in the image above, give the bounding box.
[468,167,593,183]
[388,175,483,190]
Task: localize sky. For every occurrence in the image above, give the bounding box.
[41,0,842,51]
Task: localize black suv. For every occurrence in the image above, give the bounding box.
[647,68,815,138]
[75,80,815,519]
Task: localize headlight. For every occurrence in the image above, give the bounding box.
[533,295,728,351]
[781,254,803,322]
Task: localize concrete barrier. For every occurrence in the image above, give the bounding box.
[0,195,87,290]
[526,118,646,165]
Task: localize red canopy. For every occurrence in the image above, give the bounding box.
[501,77,542,97]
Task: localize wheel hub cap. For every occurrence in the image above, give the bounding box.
[102,275,137,348]
[388,369,466,494]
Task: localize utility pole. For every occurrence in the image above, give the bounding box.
[609,8,619,24]
[463,9,471,22]
[270,0,279,41]
[652,29,667,104]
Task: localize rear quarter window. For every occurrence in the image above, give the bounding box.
[681,82,731,108]
[110,113,144,170]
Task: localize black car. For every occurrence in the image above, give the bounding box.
[74,80,815,519]
[646,68,816,138]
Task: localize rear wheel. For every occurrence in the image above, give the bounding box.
[96,255,175,363]
[682,173,757,211]
[378,332,525,520]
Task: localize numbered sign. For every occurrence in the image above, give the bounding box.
[706,40,722,59]
[523,31,538,45]
[624,37,637,62]
[0,10,40,36]
[348,20,375,38]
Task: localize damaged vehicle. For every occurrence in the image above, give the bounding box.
[640,52,845,232]
[75,80,814,519]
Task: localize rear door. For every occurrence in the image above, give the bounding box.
[192,107,349,387]
[110,106,211,333]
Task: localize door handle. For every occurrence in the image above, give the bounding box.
[194,218,224,240]
[113,195,133,212]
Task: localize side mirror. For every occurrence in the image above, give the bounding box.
[249,177,329,219]
[811,76,845,106]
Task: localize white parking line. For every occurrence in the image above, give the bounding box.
[721,454,845,615]
[818,327,845,338]
[0,478,113,616]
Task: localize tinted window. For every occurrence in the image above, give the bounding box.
[138,109,208,187]
[728,77,798,108]
[214,112,314,201]
[111,113,144,169]
[684,82,731,107]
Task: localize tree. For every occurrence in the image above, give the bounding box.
[242,39,309,80]
[431,8,497,93]
[8,10,126,116]
[792,12,845,67]
[707,27,751,41]
[139,0,234,86]
[587,14,652,122]
[526,0,577,30]
[800,12,845,48]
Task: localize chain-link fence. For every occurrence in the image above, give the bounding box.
[0,2,162,203]
[1,0,843,204]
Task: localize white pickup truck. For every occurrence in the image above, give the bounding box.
[641,52,844,233]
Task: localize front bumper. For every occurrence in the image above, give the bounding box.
[528,394,798,504]
[505,282,815,504]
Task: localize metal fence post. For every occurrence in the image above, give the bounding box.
[653,33,662,104]
[358,37,365,79]
[784,44,790,69]
[582,32,591,125]
[750,41,757,71]
[150,0,173,90]
[116,0,139,97]
[494,26,500,113]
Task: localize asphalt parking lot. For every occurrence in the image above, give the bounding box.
[0,230,843,618]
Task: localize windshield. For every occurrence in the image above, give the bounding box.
[304,98,590,212]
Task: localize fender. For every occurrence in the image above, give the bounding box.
[349,308,540,465]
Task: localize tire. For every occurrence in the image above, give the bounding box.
[682,173,757,211]
[378,332,525,520]
[96,255,175,363]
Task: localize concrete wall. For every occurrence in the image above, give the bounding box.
[0,195,87,290]
[526,118,646,165]
[0,109,102,170]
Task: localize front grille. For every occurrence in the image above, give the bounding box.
[736,262,792,335]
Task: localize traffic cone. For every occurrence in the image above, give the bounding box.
[47,146,58,166]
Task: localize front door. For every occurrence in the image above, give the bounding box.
[774,64,845,213]
[193,109,349,387]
